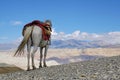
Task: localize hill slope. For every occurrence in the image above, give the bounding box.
[0,63,23,74]
[0,56,120,80]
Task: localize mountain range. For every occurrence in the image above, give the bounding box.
[0,39,120,50]
[51,39,120,48]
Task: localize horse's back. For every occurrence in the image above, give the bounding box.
[32,25,42,34]
[32,26,42,45]
[32,26,49,47]
[23,25,42,36]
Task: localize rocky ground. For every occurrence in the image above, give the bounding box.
[0,55,120,80]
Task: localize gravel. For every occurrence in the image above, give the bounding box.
[0,56,120,80]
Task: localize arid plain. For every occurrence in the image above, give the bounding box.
[0,48,120,70]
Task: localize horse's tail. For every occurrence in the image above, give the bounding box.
[14,26,34,56]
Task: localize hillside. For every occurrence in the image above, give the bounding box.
[0,63,23,74]
[0,55,120,80]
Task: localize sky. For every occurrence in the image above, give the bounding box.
[0,0,120,43]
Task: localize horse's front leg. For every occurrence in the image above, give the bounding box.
[39,47,43,68]
[43,46,48,67]
[31,46,38,70]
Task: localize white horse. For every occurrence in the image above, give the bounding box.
[14,20,52,71]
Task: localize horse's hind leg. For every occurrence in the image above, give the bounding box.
[31,46,38,70]
[39,47,43,68]
[27,39,31,71]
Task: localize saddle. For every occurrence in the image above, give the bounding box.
[22,20,52,40]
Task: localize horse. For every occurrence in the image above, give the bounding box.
[14,20,52,71]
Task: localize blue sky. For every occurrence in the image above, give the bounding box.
[0,0,120,43]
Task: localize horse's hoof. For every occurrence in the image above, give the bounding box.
[32,66,36,70]
[39,66,42,68]
[27,69,30,71]
[44,65,47,67]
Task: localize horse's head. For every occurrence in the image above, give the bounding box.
[45,20,52,27]
[44,20,52,31]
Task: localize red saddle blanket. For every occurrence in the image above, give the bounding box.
[23,20,50,40]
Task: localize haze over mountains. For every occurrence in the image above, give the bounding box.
[0,30,120,50]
